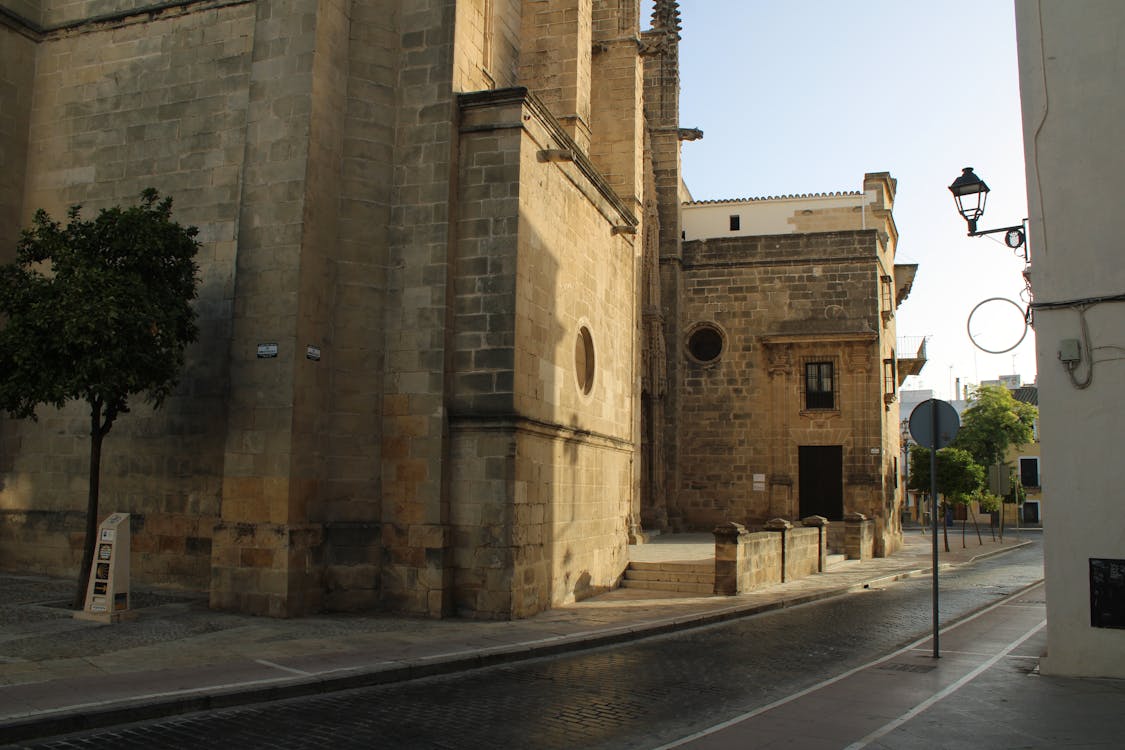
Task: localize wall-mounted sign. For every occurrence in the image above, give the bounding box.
[1091,558,1125,629]
[257,343,279,359]
[306,345,321,362]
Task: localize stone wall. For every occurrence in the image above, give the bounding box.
[449,88,636,618]
[784,525,822,580]
[0,24,34,260]
[713,519,828,595]
[0,1,254,590]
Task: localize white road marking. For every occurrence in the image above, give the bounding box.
[651,582,1045,750]
[844,618,1046,750]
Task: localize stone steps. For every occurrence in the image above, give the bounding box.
[621,561,715,595]
[826,553,847,568]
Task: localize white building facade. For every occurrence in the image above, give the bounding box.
[1016,0,1125,678]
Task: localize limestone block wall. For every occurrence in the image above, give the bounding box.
[449,89,636,618]
[714,521,827,595]
[512,100,635,615]
[0,25,34,259]
[315,0,399,611]
[588,0,642,211]
[0,2,255,589]
[739,532,782,589]
[378,0,460,619]
[518,0,593,151]
[784,526,821,580]
[452,0,521,92]
[675,233,884,530]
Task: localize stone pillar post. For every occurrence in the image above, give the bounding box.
[713,521,746,595]
[802,515,829,572]
[844,511,874,560]
[765,518,793,581]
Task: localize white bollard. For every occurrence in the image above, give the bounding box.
[74,513,135,623]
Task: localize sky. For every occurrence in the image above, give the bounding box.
[664,1,1033,401]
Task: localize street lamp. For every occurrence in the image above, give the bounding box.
[948,167,1026,252]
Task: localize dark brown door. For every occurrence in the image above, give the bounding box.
[799,446,844,521]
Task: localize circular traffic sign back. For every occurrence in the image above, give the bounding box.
[909,399,960,449]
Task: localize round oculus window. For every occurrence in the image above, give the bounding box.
[687,325,724,363]
[575,326,595,395]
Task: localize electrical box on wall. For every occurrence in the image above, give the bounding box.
[1058,338,1081,363]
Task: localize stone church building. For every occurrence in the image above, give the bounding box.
[0,0,918,618]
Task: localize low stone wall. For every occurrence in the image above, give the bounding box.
[785,526,823,580]
[713,516,829,595]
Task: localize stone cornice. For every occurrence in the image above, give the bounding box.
[1,0,254,40]
[760,332,879,346]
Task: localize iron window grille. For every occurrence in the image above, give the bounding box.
[805,361,835,410]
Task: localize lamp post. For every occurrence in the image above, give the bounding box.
[948,167,1026,252]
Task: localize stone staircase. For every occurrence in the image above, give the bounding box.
[621,560,715,595]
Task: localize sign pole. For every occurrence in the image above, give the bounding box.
[910,398,957,661]
[930,399,940,659]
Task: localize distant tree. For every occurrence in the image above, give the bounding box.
[0,190,200,608]
[908,445,985,551]
[952,385,1038,469]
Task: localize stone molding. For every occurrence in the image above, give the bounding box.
[1,0,253,39]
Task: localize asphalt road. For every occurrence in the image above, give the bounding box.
[19,538,1044,750]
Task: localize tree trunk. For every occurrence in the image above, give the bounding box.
[941,499,950,553]
[74,401,105,610]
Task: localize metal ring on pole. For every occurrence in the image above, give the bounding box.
[966,296,1030,354]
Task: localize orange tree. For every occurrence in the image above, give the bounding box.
[908,445,985,551]
[0,190,199,607]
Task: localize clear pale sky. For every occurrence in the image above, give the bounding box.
[664,1,1033,400]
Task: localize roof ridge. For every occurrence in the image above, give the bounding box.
[684,190,864,206]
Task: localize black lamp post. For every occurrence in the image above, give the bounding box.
[948,167,1026,250]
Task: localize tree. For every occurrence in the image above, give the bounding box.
[908,445,985,551]
[952,385,1038,469]
[0,190,200,608]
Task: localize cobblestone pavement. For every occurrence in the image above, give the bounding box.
[9,542,1047,749]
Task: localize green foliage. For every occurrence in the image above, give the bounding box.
[1,189,200,608]
[0,189,200,427]
[952,385,1038,468]
[971,488,1002,513]
[908,444,985,502]
[1006,474,1026,505]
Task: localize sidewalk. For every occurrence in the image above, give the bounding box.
[0,530,1034,743]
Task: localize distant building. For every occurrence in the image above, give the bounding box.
[981,375,1022,389]
[1008,386,1041,526]
[649,174,922,556]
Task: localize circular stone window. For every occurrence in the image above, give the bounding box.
[575,325,595,395]
[687,324,725,363]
